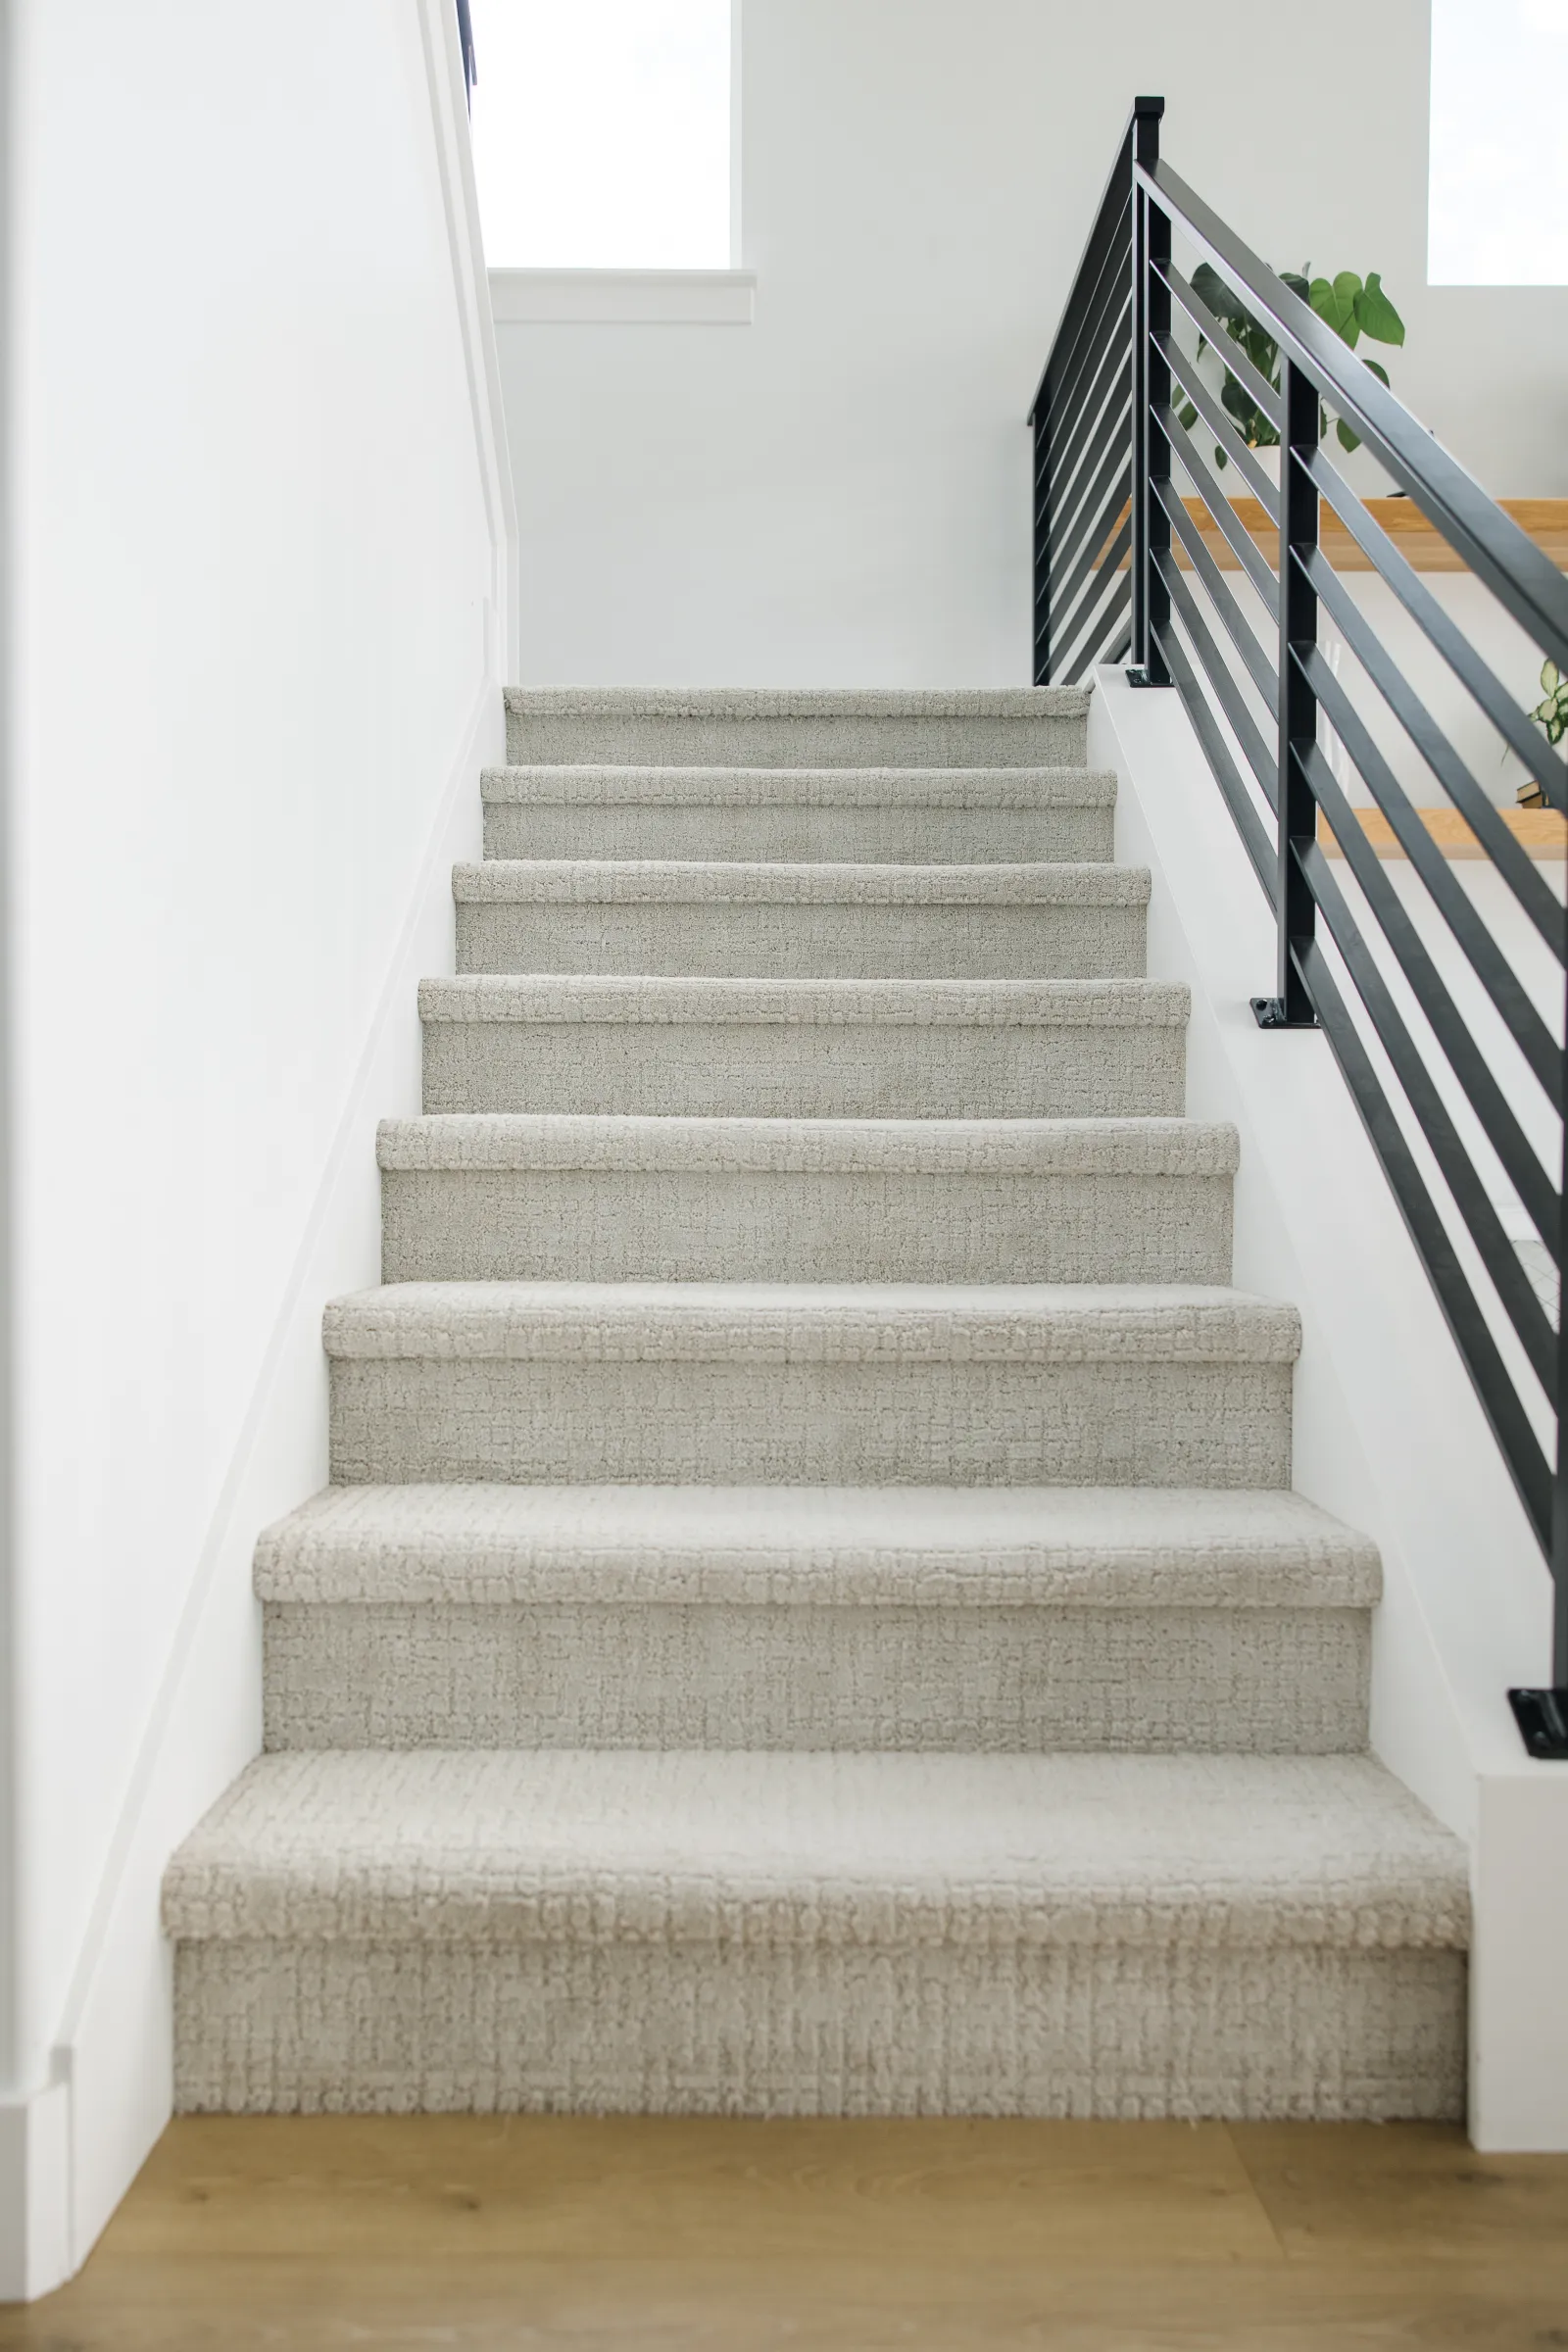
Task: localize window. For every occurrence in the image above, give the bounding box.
[467,0,733,270]
[1428,0,1568,285]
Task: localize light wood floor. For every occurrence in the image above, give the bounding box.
[6,2114,1568,2349]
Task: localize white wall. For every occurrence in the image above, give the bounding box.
[0,0,514,2294]
[491,0,1567,688]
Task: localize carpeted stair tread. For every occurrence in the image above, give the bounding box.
[503,686,1092,771]
[322,1280,1301,1363]
[163,1747,1467,1952]
[480,763,1117,808]
[503,687,1095,720]
[376,1112,1237,1175]
[418,974,1188,1025]
[256,1482,1379,1608]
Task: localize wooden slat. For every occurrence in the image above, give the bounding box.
[1320,805,1566,861]
[1094,497,1568,576]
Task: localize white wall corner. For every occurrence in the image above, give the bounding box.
[0,2076,71,2303]
[1089,664,1566,2150]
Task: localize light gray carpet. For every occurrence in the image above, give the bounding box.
[166,685,1468,2120]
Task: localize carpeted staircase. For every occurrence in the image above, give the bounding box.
[164,687,1469,2120]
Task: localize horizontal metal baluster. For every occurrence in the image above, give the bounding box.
[1152,475,1279,715]
[1038,391,1132,550]
[1296,935,1555,1549]
[1305,450,1568,816]
[1037,481,1132,624]
[1155,332,1281,520]
[1152,616,1277,894]
[1138,156,1568,669]
[1038,340,1132,514]
[1161,409,1281,616]
[1047,426,1133,571]
[1158,260,1284,433]
[1297,735,1559,1256]
[1063,574,1133,684]
[1155,549,1277,804]
[1049,521,1134,669]
[1299,642,1562,1114]
[1296,829,1558,1392]
[1301,546,1564,956]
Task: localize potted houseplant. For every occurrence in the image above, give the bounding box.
[1179,266,1406,473]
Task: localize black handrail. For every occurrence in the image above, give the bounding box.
[1030,100,1568,1759]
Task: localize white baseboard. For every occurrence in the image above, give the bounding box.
[0,2077,69,2302]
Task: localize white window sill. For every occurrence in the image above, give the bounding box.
[488,269,756,325]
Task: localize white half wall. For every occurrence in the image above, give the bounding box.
[0,0,515,2295]
[492,0,1568,688]
[1092,666,1568,2152]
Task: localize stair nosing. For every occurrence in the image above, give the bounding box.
[255,1483,1379,1609]
[322,1281,1301,1364]
[162,1748,1469,1953]
[417,976,1190,1026]
[376,1113,1238,1176]
[452,859,1149,906]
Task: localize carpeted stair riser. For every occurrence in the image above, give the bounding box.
[324,1286,1298,1489]
[262,1599,1370,1754]
[482,768,1117,865]
[378,1117,1236,1284]
[504,686,1091,770]
[173,1937,1462,2120]
[164,1749,1469,2121]
[452,862,1149,980]
[419,979,1189,1120]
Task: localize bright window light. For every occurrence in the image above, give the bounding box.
[1429,0,1568,284]
[467,0,731,270]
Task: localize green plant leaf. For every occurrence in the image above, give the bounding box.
[1178,400,1198,431]
[1543,661,1562,693]
[1355,272,1405,347]
[1362,359,1391,388]
[1192,262,1252,331]
[1311,273,1361,346]
[1280,270,1311,304]
[1336,416,1363,454]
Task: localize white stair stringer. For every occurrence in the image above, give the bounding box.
[164,683,1470,2122]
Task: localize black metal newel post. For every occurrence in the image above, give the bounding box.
[1033,400,1050,684]
[1128,97,1164,682]
[1252,359,1320,1028]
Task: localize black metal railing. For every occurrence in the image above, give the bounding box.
[1030,98,1568,1757]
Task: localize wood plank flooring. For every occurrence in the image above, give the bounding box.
[5,2116,1568,2349]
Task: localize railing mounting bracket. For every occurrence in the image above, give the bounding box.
[1508,1688,1568,1760]
[1250,996,1320,1030]
[1124,666,1173,689]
